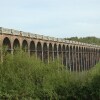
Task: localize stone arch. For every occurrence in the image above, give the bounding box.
[97,49,99,63]
[62,45,66,66]
[22,40,28,51]
[87,48,90,69]
[43,43,48,62]
[76,46,79,71]
[13,38,20,50]
[58,44,62,61]
[30,41,35,55]
[83,47,86,70]
[49,43,53,61]
[54,43,57,59]
[89,48,92,68]
[37,42,42,60]
[73,46,76,71]
[3,37,11,53]
[86,48,88,69]
[99,49,100,61]
[82,47,84,70]
[95,49,98,64]
[91,48,94,67]
[79,47,82,71]
[66,45,70,69]
[70,46,73,71]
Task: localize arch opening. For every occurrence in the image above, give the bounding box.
[54,44,57,59]
[3,37,11,53]
[82,47,84,70]
[43,43,48,62]
[62,45,66,66]
[79,47,82,71]
[73,46,76,71]
[49,43,53,61]
[58,44,62,61]
[70,46,73,71]
[76,47,79,71]
[30,41,35,55]
[88,49,91,69]
[37,42,42,60]
[66,45,69,69]
[22,40,28,52]
[13,39,20,52]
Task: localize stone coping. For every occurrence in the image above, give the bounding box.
[0,27,100,48]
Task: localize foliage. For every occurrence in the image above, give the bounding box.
[65,36,100,45]
[0,51,100,100]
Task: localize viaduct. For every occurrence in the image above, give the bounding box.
[0,27,100,72]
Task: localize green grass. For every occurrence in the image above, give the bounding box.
[0,51,100,100]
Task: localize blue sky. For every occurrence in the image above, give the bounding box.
[0,0,100,38]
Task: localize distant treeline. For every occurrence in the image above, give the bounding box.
[65,37,100,45]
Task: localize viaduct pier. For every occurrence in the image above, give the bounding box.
[0,27,100,71]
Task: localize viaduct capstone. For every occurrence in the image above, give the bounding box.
[0,27,100,71]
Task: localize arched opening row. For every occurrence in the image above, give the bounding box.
[2,37,100,72]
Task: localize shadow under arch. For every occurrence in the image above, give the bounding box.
[86,48,90,70]
[22,40,28,52]
[81,47,84,70]
[73,46,76,71]
[66,45,70,70]
[37,42,42,60]
[30,41,35,56]
[13,39,20,52]
[79,47,82,71]
[70,46,73,71]
[54,44,57,59]
[58,44,62,61]
[3,37,11,53]
[49,43,53,61]
[85,48,88,70]
[62,45,66,66]
[43,43,48,62]
[76,46,79,71]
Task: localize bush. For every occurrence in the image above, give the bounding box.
[0,50,100,99]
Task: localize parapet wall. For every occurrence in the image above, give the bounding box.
[0,27,99,49]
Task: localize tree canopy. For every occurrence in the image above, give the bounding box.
[65,37,100,45]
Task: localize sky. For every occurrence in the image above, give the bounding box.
[0,0,100,38]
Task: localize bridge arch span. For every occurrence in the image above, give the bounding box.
[76,46,79,71]
[49,43,53,61]
[13,38,20,49]
[30,41,35,55]
[22,40,28,51]
[70,45,73,71]
[43,42,48,62]
[66,45,69,69]
[37,42,42,60]
[79,46,82,71]
[3,37,11,53]
[62,44,66,66]
[54,43,57,59]
[73,46,76,71]
[58,44,62,62]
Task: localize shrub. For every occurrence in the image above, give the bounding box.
[0,50,100,99]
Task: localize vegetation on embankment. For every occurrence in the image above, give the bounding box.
[65,36,100,45]
[0,51,100,100]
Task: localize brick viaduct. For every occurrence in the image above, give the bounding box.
[0,27,100,71]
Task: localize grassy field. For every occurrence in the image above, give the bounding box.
[0,51,100,100]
